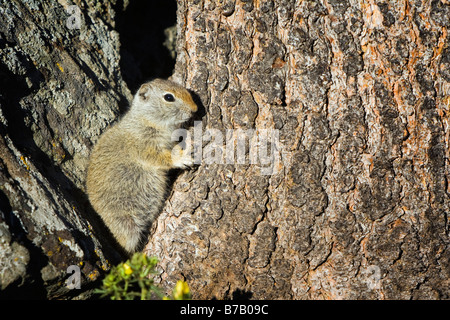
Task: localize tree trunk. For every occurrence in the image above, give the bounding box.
[0,0,133,298]
[0,0,449,300]
[145,0,450,299]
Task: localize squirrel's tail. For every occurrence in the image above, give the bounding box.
[107,213,149,254]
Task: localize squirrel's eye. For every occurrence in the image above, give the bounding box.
[163,93,175,102]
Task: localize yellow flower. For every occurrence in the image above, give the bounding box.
[123,263,133,275]
[173,280,190,300]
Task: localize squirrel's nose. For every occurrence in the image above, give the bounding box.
[189,101,198,113]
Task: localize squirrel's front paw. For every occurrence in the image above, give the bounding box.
[171,144,194,168]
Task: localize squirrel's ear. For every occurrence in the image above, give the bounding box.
[137,83,152,101]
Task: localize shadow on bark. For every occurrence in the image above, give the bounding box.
[115,0,177,93]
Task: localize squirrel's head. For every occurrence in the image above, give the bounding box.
[131,79,198,127]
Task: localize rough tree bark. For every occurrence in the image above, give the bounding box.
[0,0,132,298]
[0,0,449,300]
[146,0,450,299]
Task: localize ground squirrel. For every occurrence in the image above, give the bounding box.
[86,79,198,254]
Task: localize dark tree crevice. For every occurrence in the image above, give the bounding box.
[115,0,177,93]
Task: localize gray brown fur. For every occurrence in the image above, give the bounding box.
[86,79,197,253]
